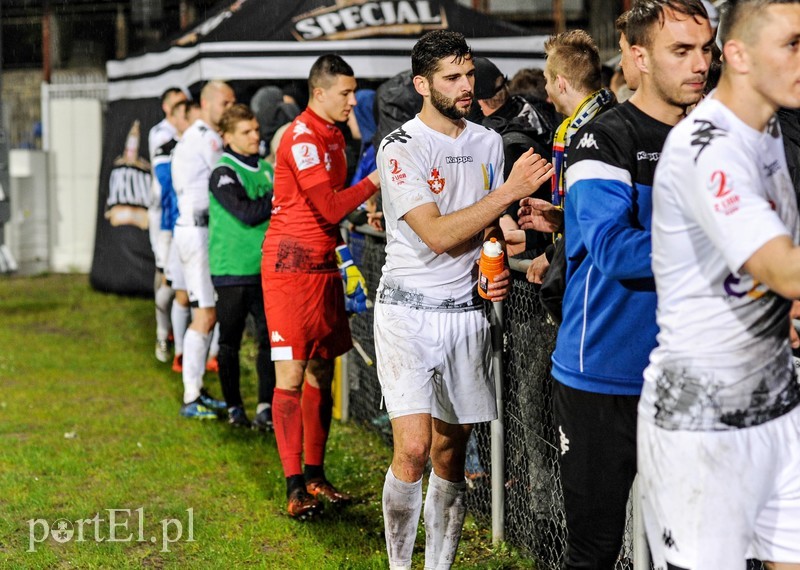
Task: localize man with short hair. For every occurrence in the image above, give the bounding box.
[172,80,235,419]
[375,30,552,570]
[152,100,200,373]
[262,54,379,519]
[208,103,275,430]
[149,87,187,363]
[639,1,800,567]
[548,1,713,567]
[522,29,616,285]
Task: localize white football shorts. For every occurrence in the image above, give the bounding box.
[374,301,496,425]
[173,225,215,308]
[637,406,800,567]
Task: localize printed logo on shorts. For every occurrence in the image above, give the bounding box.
[271,330,286,343]
[427,167,445,194]
[575,133,598,150]
[558,425,570,455]
[292,143,320,171]
[662,528,677,550]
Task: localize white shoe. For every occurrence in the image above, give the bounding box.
[155,339,170,363]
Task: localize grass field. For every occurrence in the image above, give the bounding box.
[0,273,534,569]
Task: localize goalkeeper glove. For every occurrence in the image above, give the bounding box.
[335,244,369,314]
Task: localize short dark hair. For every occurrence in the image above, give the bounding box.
[160,87,184,104]
[411,30,472,82]
[615,10,631,35]
[308,54,354,92]
[171,99,189,117]
[718,0,798,46]
[219,103,256,135]
[544,30,602,94]
[627,0,709,49]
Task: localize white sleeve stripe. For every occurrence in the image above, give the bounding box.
[566,160,633,191]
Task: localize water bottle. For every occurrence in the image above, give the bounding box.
[477,238,505,300]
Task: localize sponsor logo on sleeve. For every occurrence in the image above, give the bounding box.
[574,132,598,150]
[691,119,726,162]
[481,163,495,191]
[389,158,407,185]
[217,174,235,186]
[381,125,412,150]
[427,167,445,194]
[292,121,313,139]
[292,143,321,171]
[708,170,740,215]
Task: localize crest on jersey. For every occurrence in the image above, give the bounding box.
[427,167,445,194]
[292,143,320,171]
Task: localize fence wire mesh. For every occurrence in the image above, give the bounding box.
[345,227,636,568]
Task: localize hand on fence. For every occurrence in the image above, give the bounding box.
[526,253,550,284]
[336,244,369,314]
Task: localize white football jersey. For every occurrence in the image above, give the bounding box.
[172,119,222,226]
[641,96,800,431]
[376,116,504,309]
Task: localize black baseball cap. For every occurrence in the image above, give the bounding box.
[473,57,507,100]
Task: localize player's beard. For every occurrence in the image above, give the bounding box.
[430,86,471,121]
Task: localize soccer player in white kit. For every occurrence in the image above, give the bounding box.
[148,87,187,363]
[639,1,800,567]
[374,30,553,570]
[171,80,235,419]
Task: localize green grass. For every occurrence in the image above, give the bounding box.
[0,274,534,569]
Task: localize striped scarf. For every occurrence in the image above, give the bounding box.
[551,88,615,208]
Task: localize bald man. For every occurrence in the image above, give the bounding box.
[172,80,235,419]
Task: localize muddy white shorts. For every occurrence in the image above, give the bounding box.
[164,237,185,291]
[374,301,496,425]
[173,225,215,308]
[637,406,800,568]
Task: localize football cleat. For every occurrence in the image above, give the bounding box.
[155,340,170,363]
[287,488,323,520]
[252,405,273,432]
[227,406,251,428]
[199,388,226,411]
[180,399,218,420]
[171,354,183,373]
[306,478,353,505]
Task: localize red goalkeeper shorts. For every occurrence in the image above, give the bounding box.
[262,270,352,361]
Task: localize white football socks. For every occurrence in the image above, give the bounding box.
[383,466,422,569]
[182,329,210,404]
[423,470,467,570]
[171,301,190,356]
[154,284,174,341]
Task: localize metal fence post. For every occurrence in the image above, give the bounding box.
[490,299,505,544]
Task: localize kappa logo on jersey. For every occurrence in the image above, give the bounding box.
[691,119,726,162]
[217,174,235,186]
[324,152,332,172]
[389,159,407,185]
[427,167,445,194]
[763,160,781,178]
[446,155,473,164]
[481,163,495,191]
[575,132,598,150]
[291,143,321,171]
[708,170,740,215]
[271,330,286,343]
[636,151,660,162]
[292,121,313,139]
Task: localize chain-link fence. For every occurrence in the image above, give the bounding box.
[344,226,638,568]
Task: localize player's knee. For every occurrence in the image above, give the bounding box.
[395,443,430,478]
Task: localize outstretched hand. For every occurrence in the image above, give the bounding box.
[503,149,554,202]
[518,197,563,233]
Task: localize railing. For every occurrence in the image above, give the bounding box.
[342,225,639,569]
